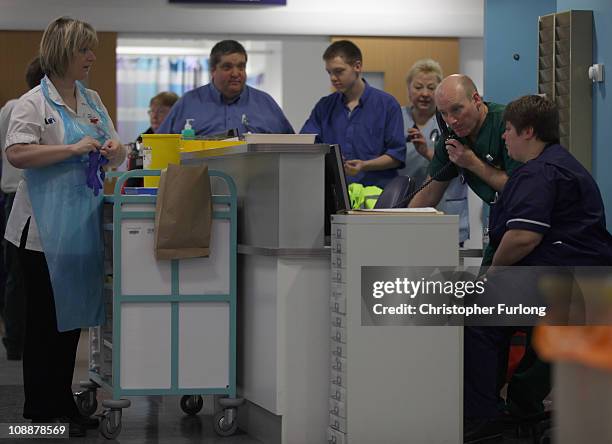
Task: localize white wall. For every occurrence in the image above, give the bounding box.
[281,37,330,131]
[459,37,485,95]
[459,37,485,251]
[0,0,483,37]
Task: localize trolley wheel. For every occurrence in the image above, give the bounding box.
[180,395,204,416]
[75,390,98,417]
[213,409,238,437]
[99,411,122,440]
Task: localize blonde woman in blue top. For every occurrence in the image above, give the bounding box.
[5,17,125,436]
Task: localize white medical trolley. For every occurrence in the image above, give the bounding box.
[76,170,242,439]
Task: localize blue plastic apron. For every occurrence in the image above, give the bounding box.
[25,78,111,332]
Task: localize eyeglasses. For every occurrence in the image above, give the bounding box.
[148,107,170,117]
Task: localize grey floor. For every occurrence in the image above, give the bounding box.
[0,329,262,444]
[0,328,549,443]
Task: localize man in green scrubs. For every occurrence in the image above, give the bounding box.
[410,75,546,442]
[409,74,521,265]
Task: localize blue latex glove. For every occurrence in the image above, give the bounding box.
[86,150,109,196]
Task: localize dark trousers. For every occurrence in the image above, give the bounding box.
[0,190,5,320]
[506,328,552,417]
[464,326,551,419]
[3,193,26,353]
[20,240,80,420]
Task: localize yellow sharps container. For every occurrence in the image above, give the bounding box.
[140,134,181,187]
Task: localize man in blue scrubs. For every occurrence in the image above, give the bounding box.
[157,40,294,136]
[464,95,612,443]
[300,40,405,188]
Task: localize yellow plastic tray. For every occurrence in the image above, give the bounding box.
[180,139,246,152]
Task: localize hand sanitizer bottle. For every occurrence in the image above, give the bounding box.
[182,119,195,140]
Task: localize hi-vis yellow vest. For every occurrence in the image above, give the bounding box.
[348,183,383,209]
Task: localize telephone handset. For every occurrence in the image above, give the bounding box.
[394,110,459,208]
[435,109,457,143]
[434,109,466,183]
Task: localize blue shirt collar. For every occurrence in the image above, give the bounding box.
[209,82,248,105]
[359,79,372,104]
[338,78,370,109]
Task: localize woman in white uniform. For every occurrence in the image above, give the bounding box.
[4,16,125,436]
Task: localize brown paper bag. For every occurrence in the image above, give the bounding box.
[154,163,212,260]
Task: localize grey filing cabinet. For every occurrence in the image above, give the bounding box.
[328,213,461,444]
[538,10,593,171]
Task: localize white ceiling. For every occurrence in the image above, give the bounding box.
[0,0,484,37]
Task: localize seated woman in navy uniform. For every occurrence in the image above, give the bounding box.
[464,94,612,443]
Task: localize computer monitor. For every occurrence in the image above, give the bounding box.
[324,144,350,241]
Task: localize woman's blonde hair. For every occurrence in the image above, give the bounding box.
[405,58,443,86]
[40,16,98,78]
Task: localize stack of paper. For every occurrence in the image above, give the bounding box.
[347,208,443,215]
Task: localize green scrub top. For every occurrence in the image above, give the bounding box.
[428,102,522,205]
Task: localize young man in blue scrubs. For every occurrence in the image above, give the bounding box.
[300,40,405,188]
[157,40,294,136]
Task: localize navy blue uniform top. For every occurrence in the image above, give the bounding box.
[157,83,294,136]
[489,144,612,266]
[300,81,405,188]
